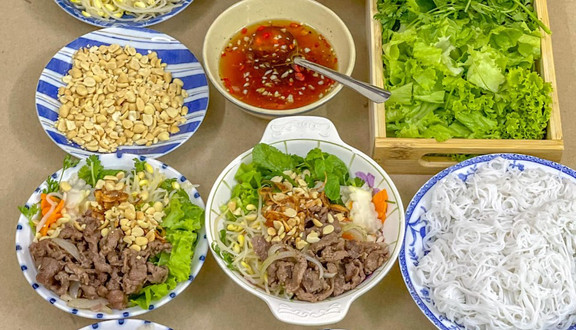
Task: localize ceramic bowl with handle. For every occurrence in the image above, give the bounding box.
[205,116,405,325]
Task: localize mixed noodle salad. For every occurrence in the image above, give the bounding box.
[19,155,203,311]
[213,144,392,302]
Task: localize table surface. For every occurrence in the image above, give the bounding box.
[2,1,575,329]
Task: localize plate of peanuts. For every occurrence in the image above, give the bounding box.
[36,26,209,158]
[54,0,194,28]
[16,153,208,319]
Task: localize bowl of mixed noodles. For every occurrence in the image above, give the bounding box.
[205,116,405,326]
[16,153,207,319]
[54,0,194,28]
[402,153,576,330]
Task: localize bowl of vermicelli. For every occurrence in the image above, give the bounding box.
[54,0,194,27]
[16,153,207,319]
[205,116,405,326]
[401,153,576,330]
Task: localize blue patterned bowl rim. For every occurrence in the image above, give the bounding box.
[80,318,172,330]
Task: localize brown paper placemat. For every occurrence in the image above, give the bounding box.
[1,0,574,329]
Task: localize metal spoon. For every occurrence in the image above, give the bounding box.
[250,26,391,103]
[292,57,391,103]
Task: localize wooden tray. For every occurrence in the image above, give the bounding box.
[367,0,563,174]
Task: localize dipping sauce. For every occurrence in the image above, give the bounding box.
[219,20,338,110]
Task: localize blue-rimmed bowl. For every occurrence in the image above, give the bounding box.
[54,0,194,28]
[36,27,209,159]
[205,116,405,325]
[15,153,208,319]
[80,319,172,330]
[400,153,576,329]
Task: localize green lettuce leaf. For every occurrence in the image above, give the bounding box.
[378,0,551,142]
[129,186,204,309]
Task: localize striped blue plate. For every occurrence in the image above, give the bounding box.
[54,0,194,28]
[36,27,209,159]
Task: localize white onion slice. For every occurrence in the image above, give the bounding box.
[51,238,81,261]
[66,298,108,309]
[69,281,80,299]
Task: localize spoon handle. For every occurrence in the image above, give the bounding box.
[293,57,391,103]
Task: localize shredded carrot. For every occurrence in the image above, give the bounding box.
[342,232,355,240]
[372,189,388,223]
[40,194,61,216]
[39,198,65,236]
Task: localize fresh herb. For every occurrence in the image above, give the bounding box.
[231,144,362,204]
[376,0,552,142]
[62,155,81,178]
[42,155,80,194]
[77,155,122,187]
[303,148,351,201]
[18,204,40,230]
[159,178,178,191]
[133,158,147,173]
[43,177,60,194]
[252,143,303,174]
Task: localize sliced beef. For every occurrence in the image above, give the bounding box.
[365,250,386,273]
[251,235,271,261]
[333,274,351,296]
[148,240,172,256]
[319,239,348,263]
[345,240,363,259]
[66,262,92,284]
[59,225,83,241]
[285,257,307,293]
[106,270,122,291]
[54,271,71,296]
[107,289,127,310]
[81,284,99,299]
[122,250,149,295]
[274,261,293,284]
[345,259,366,287]
[100,228,122,255]
[93,255,112,274]
[264,234,389,302]
[97,285,109,298]
[30,239,68,262]
[147,263,169,284]
[28,213,173,311]
[309,233,339,254]
[301,267,324,293]
[36,257,66,295]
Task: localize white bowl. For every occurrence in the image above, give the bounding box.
[202,0,355,118]
[205,116,405,325]
[15,153,208,319]
[401,154,576,329]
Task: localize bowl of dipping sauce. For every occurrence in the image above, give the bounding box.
[202,0,355,118]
